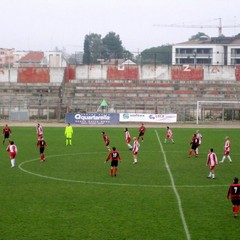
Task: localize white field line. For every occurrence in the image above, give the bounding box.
[18,153,229,189]
[155,129,191,240]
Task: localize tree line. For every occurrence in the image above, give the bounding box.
[82,31,174,65]
[82,31,210,65]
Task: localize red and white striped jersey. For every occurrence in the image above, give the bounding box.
[224,139,230,152]
[207,152,218,166]
[7,144,18,154]
[196,133,202,144]
[166,128,173,138]
[132,139,140,153]
[37,125,43,136]
[125,130,131,142]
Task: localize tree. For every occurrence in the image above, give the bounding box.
[102,32,124,59]
[123,50,134,61]
[83,33,103,64]
[189,32,209,40]
[82,35,91,64]
[82,31,132,64]
[138,45,172,65]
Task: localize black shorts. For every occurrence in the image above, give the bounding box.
[139,132,144,137]
[232,199,240,206]
[111,160,119,167]
[4,133,10,139]
[191,144,198,150]
[39,147,45,154]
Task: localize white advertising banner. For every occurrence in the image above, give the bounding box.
[119,113,177,123]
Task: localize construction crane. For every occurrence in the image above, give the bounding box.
[153,18,240,37]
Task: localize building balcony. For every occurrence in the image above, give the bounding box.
[230,54,240,59]
[175,53,212,58]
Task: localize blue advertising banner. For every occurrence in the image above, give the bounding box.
[65,113,119,125]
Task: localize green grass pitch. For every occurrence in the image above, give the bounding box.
[0,126,239,240]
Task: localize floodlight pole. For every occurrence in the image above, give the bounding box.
[196,101,199,125]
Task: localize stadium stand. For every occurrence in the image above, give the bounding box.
[63,79,240,121]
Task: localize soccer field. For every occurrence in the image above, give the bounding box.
[0,126,239,240]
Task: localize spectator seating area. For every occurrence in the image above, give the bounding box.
[0,80,240,121]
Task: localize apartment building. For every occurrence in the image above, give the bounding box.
[0,48,15,68]
[172,34,240,65]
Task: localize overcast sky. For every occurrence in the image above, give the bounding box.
[1,0,240,54]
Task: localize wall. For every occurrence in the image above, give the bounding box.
[171,66,203,80]
[107,65,139,80]
[18,68,50,83]
[204,65,236,81]
[235,65,240,81]
[0,68,18,82]
[140,65,170,80]
[50,68,65,83]
[1,64,240,83]
[76,64,107,80]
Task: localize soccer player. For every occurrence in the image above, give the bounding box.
[6,141,17,168]
[195,129,202,155]
[2,124,12,145]
[37,136,48,162]
[36,123,43,140]
[105,147,121,177]
[206,148,218,179]
[164,126,174,144]
[188,133,199,157]
[227,177,240,218]
[137,123,146,142]
[125,128,132,150]
[220,136,232,163]
[132,137,140,164]
[102,131,111,151]
[65,123,73,146]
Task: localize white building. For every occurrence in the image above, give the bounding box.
[13,50,67,68]
[172,34,240,65]
[44,51,67,67]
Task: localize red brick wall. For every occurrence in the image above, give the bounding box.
[65,65,76,82]
[171,66,203,80]
[18,67,50,83]
[235,65,240,81]
[107,65,139,80]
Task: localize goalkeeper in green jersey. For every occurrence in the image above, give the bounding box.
[65,123,73,146]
